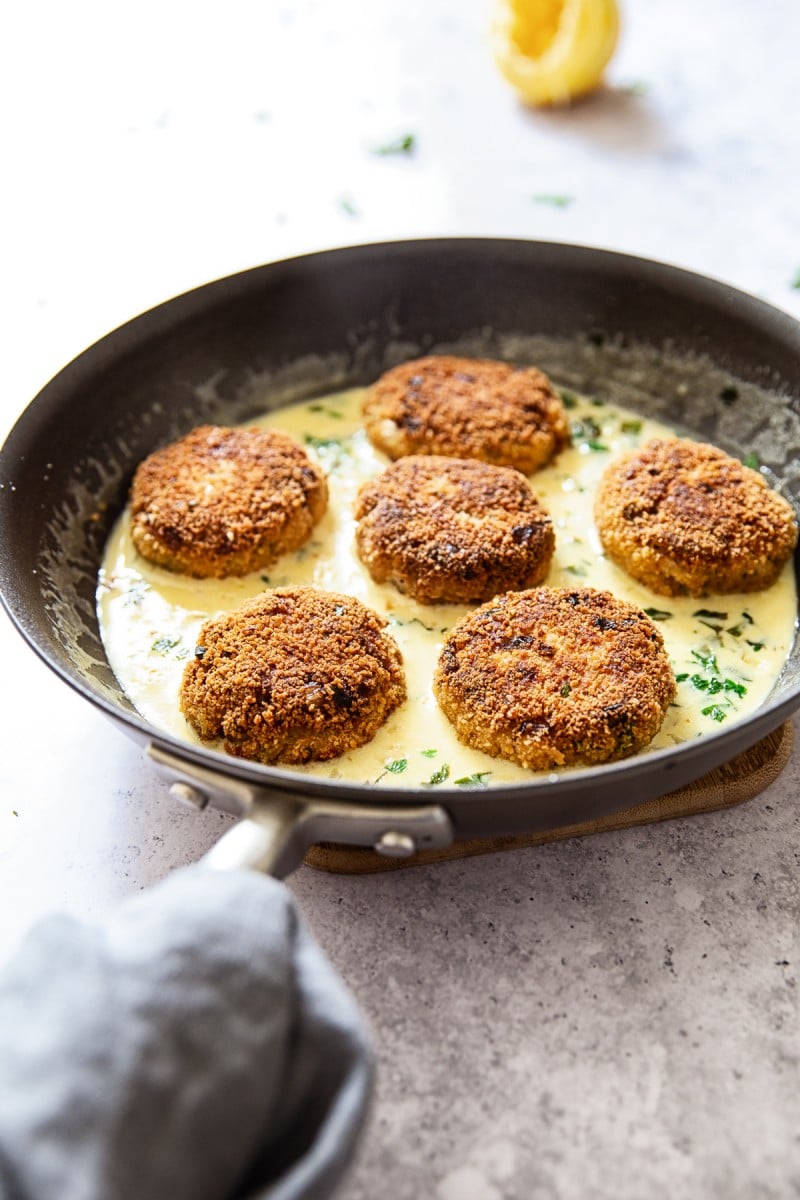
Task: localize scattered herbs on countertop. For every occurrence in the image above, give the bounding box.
[532,194,573,208]
[371,133,415,156]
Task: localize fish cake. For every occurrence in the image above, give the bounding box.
[434,587,675,770]
[363,355,569,473]
[130,424,328,578]
[355,455,555,604]
[180,587,406,764]
[595,438,798,597]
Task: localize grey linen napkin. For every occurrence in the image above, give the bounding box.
[0,867,373,1200]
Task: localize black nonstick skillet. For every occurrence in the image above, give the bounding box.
[1,239,799,876]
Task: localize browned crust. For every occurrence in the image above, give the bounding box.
[354,455,555,604]
[179,587,406,764]
[594,438,798,597]
[362,355,570,473]
[130,425,328,578]
[433,587,676,770]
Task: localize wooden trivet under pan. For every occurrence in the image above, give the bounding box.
[303,722,793,874]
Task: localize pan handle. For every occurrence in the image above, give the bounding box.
[147,742,455,878]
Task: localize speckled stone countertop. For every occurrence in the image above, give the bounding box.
[2,2,799,1197]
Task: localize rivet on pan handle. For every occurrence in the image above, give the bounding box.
[146,742,455,878]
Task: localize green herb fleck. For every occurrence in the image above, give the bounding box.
[702,704,728,722]
[743,452,760,470]
[338,195,359,217]
[454,772,492,788]
[571,417,602,441]
[674,673,689,683]
[424,763,450,787]
[559,389,579,409]
[372,133,415,156]
[386,758,408,774]
[532,193,573,208]
[691,648,719,674]
[420,748,439,758]
[304,434,343,450]
[621,419,643,435]
[724,679,747,697]
[587,440,609,452]
[742,611,754,625]
[308,403,344,418]
[565,564,588,577]
[645,607,673,621]
[726,624,743,637]
[151,636,181,655]
[693,609,728,620]
[560,681,572,697]
[746,639,765,652]
[260,575,271,585]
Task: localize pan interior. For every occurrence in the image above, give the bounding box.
[2,242,800,797]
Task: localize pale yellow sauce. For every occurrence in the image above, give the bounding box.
[97,388,797,788]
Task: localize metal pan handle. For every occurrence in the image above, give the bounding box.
[147,743,455,878]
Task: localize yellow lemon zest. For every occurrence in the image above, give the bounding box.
[492,0,620,106]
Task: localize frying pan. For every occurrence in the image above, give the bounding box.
[2,238,800,878]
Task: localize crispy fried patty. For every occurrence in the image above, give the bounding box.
[595,438,798,597]
[130,425,328,578]
[355,456,555,604]
[180,587,406,764]
[363,355,569,473]
[434,587,675,770]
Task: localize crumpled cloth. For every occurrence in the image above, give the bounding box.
[0,867,373,1200]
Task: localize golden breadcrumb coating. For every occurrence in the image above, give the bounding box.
[434,587,675,770]
[595,438,798,597]
[363,355,569,473]
[355,455,555,604]
[180,587,406,764]
[130,425,328,578]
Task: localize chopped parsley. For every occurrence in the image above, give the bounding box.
[743,452,760,470]
[645,607,673,621]
[693,609,728,620]
[151,635,182,655]
[423,763,450,787]
[532,193,573,208]
[385,758,408,774]
[702,704,728,722]
[371,133,415,155]
[691,648,719,673]
[420,748,438,758]
[454,772,492,788]
[308,403,344,418]
[621,419,643,435]
[558,389,579,409]
[560,682,572,697]
[304,434,343,450]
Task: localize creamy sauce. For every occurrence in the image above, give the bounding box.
[97,388,797,788]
